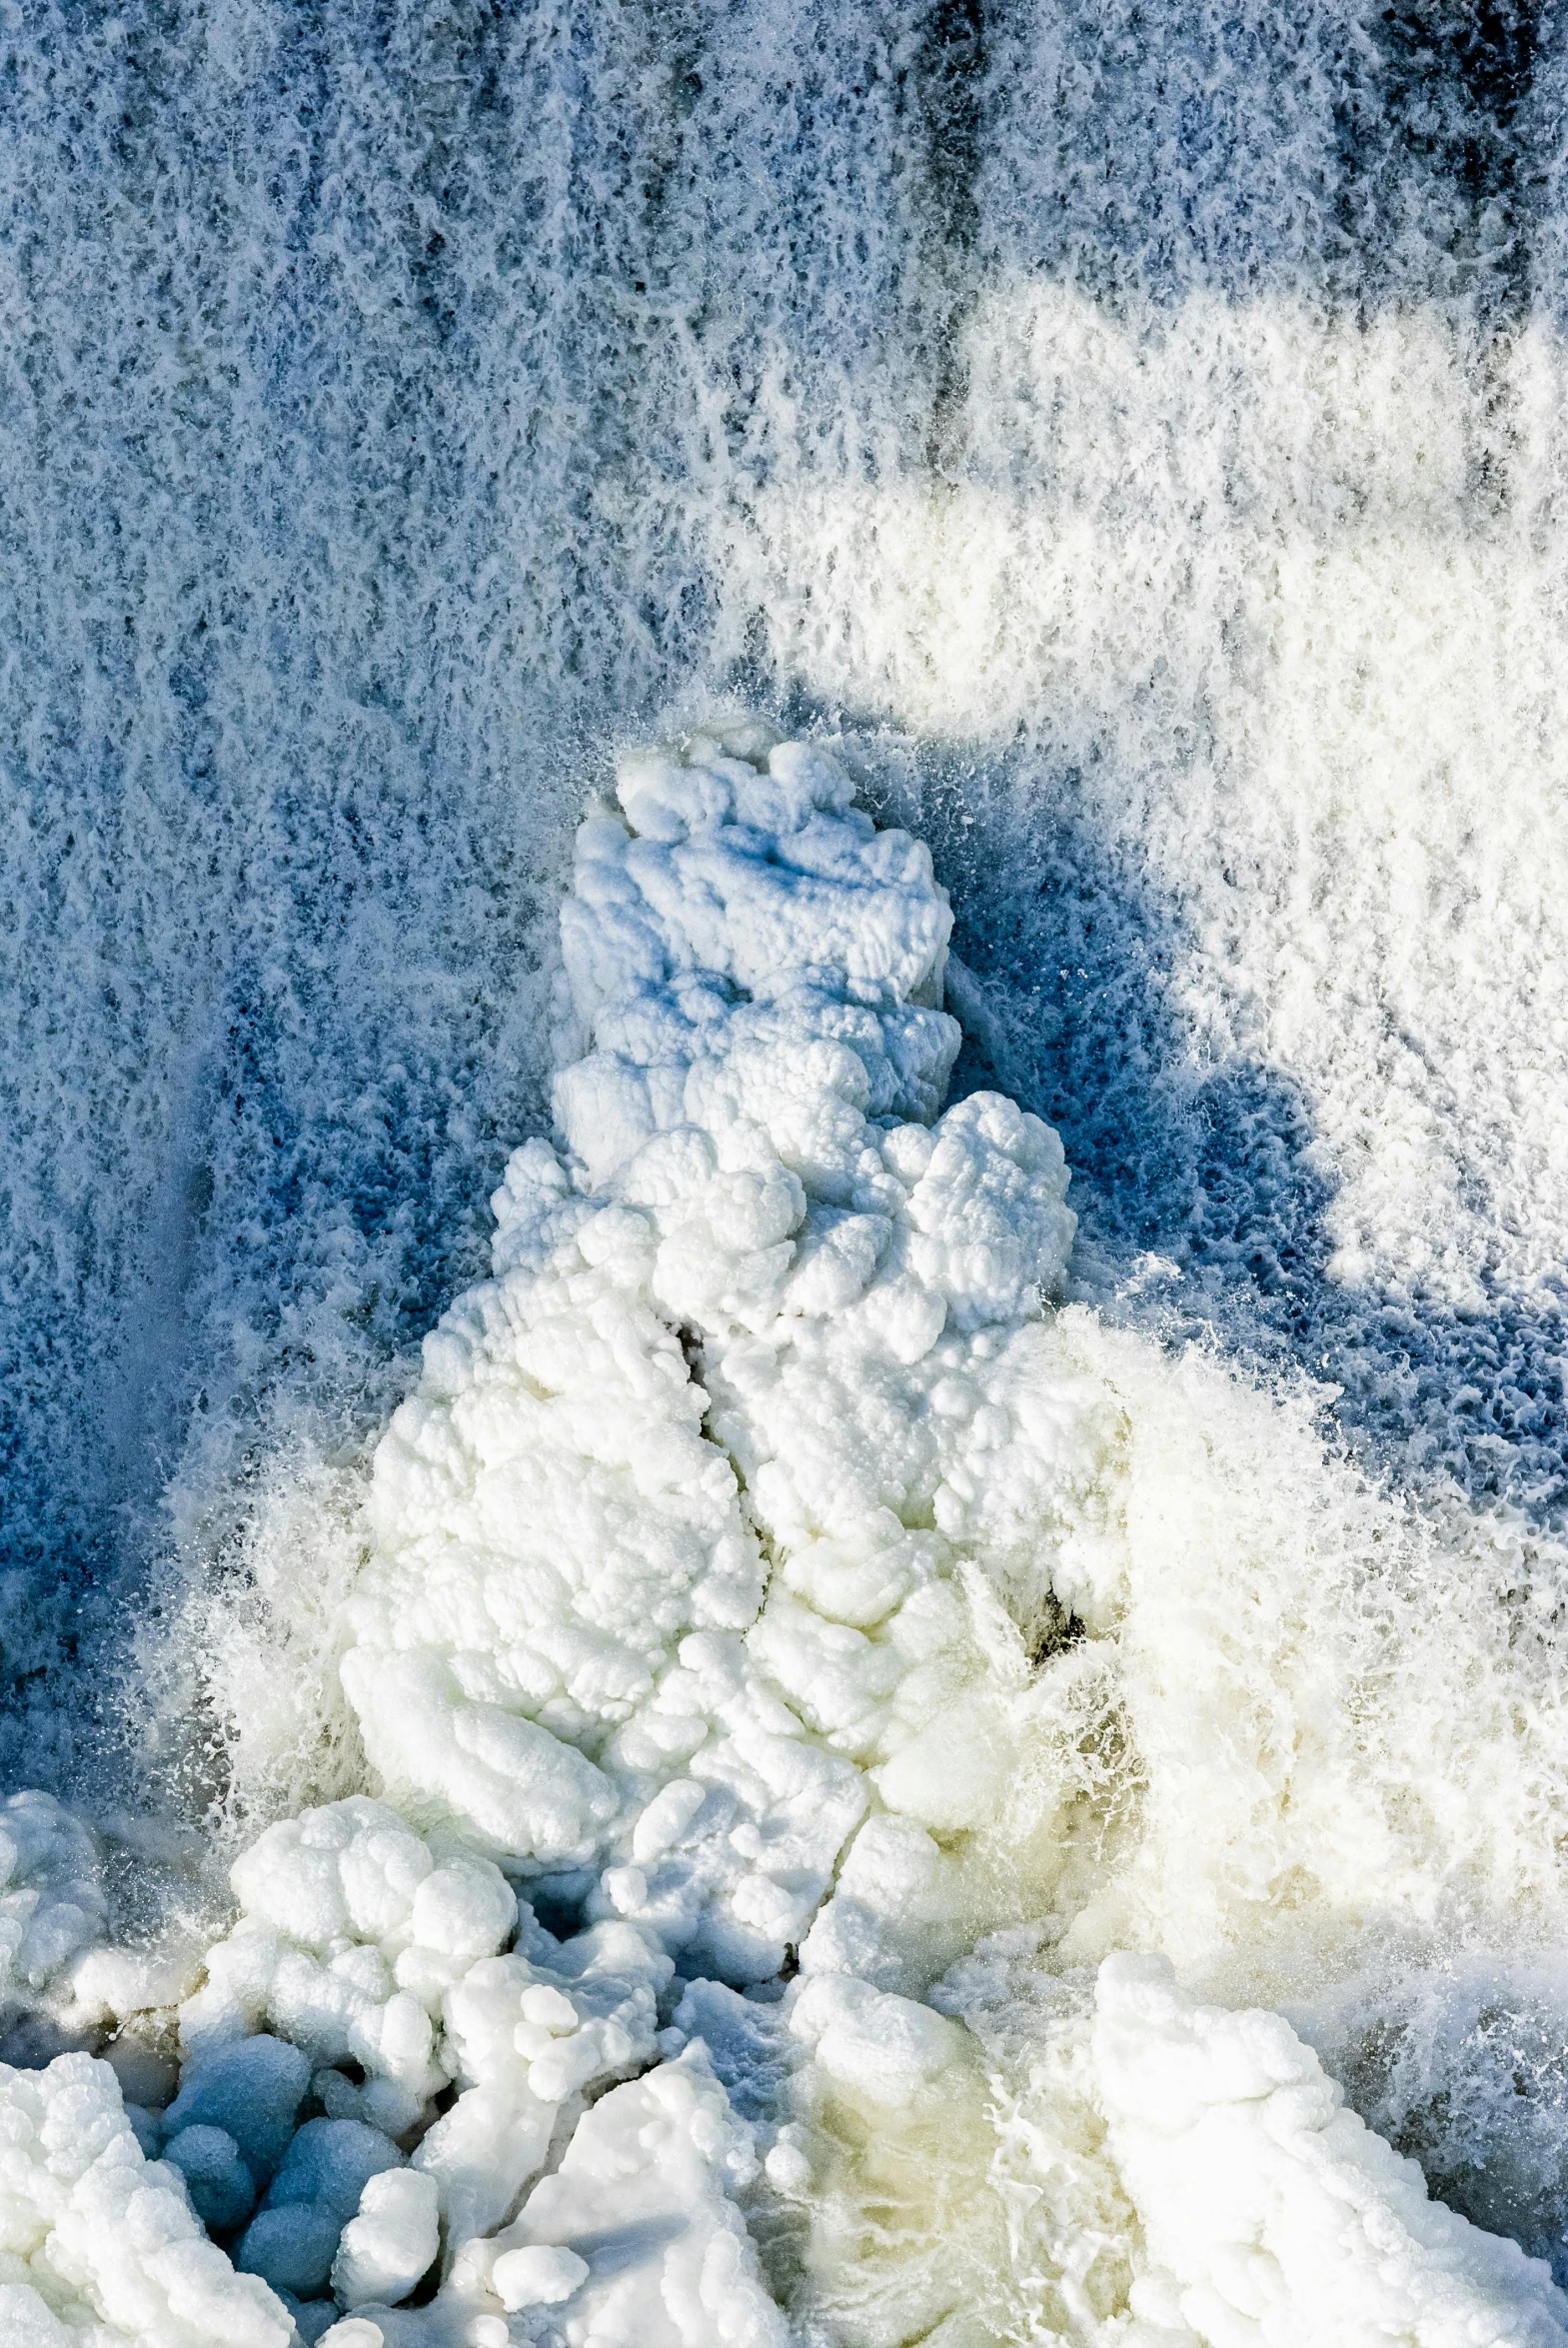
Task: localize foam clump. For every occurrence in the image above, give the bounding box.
[1094,1955,1568,2348]
[126,1794,718,2337]
[179,1795,517,2138]
[159,2033,312,2190]
[564,732,946,1046]
[412,1911,670,2245]
[0,2049,291,2344]
[789,1971,974,2111]
[161,2118,261,2234]
[236,2116,406,2299]
[331,2169,441,2311]
[490,2242,587,2309]
[163,1798,674,2264]
[458,2046,786,2347]
[0,1793,109,2056]
[20,722,1568,2344]
[341,726,1090,1997]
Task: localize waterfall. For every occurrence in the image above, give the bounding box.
[4,5,1568,2341]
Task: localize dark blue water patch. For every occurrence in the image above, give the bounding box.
[979,0,1549,327]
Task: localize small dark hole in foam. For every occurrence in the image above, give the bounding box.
[1029,1593,1087,1668]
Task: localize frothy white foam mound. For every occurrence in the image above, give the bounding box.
[4,727,1566,2346]
[1093,1954,1568,2348]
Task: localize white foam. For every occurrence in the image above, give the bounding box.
[0,1795,108,2054]
[0,2051,291,2345]
[1094,1954,1568,2348]
[467,2049,786,2348]
[8,5,1568,2338]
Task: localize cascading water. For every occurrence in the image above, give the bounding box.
[5,4,1568,2343]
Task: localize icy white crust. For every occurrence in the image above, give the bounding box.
[9,729,1568,2346]
[0,1795,198,2071]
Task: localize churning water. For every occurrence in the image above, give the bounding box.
[6,5,1568,2343]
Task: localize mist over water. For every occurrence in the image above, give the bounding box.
[6,3,1568,2338]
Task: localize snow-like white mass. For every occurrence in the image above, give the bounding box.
[1092,1955,1568,2348]
[4,726,1567,2347]
[342,721,1077,2007]
[0,2052,290,2346]
[0,1796,109,2055]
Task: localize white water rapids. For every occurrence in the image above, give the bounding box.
[5,4,1568,2342]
